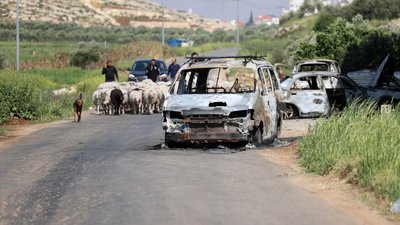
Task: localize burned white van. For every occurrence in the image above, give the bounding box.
[162,56,282,147]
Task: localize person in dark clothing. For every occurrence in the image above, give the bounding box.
[102,60,119,82]
[167,58,180,81]
[145,59,160,82]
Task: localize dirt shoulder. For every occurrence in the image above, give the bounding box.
[262,119,397,225]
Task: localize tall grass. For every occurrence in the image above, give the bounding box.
[0,68,103,123]
[299,101,400,202]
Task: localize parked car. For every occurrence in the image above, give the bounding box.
[162,56,283,147]
[280,72,365,119]
[128,59,167,82]
[293,59,341,74]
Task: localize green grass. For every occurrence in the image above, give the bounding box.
[0,41,121,67]
[299,101,400,203]
[0,68,103,123]
[172,42,238,57]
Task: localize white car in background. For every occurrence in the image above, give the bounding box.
[281,72,364,119]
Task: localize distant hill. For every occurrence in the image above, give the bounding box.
[0,0,226,31]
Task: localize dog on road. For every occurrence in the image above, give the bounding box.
[73,93,83,122]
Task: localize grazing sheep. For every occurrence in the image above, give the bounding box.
[101,89,112,115]
[73,93,83,122]
[142,88,158,114]
[110,88,124,115]
[128,89,143,114]
[92,90,102,114]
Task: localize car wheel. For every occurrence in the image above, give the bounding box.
[165,132,179,148]
[285,104,299,119]
[249,125,263,146]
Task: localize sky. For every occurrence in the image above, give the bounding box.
[152,0,289,21]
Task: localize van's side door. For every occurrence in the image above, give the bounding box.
[259,67,278,139]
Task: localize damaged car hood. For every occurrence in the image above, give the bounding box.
[369,54,398,88]
[164,94,255,114]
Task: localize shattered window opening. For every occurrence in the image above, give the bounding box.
[292,76,321,90]
[174,67,256,94]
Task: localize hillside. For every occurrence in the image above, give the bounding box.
[0,0,226,31]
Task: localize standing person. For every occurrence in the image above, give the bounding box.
[145,59,160,82]
[102,60,119,82]
[191,52,199,62]
[167,58,180,81]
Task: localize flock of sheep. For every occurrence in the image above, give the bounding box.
[92,80,171,115]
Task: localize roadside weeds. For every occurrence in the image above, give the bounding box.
[262,141,399,225]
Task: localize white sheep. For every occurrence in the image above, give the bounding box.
[142,88,158,115]
[128,90,143,114]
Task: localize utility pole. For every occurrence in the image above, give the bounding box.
[16,0,20,71]
[161,1,165,46]
[234,0,240,44]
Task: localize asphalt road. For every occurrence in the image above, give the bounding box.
[0,48,366,225]
[0,113,365,225]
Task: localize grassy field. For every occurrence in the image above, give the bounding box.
[172,42,238,57]
[0,41,76,66]
[299,102,400,203]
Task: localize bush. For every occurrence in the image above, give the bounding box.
[299,101,400,202]
[0,72,40,122]
[70,49,100,69]
[0,51,5,69]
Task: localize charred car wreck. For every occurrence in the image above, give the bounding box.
[281,72,364,119]
[162,56,282,147]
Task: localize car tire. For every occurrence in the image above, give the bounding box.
[285,104,299,119]
[165,133,178,148]
[249,125,263,146]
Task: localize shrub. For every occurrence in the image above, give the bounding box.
[70,49,100,69]
[0,51,5,69]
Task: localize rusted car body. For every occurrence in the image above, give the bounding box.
[162,56,282,146]
[281,72,364,118]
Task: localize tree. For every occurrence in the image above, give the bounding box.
[246,11,254,27]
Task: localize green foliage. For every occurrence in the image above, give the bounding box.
[172,42,238,57]
[70,50,100,69]
[299,101,400,202]
[0,50,5,69]
[342,0,400,20]
[313,8,340,31]
[70,42,102,68]
[0,72,40,122]
[0,68,104,124]
[241,38,290,64]
[294,15,400,73]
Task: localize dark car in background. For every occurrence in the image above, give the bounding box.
[128,59,167,82]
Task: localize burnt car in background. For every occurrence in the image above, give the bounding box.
[364,54,400,105]
[280,72,365,119]
[292,59,341,74]
[162,56,283,147]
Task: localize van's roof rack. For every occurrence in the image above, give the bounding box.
[184,55,266,61]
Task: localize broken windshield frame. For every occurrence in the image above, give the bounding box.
[171,67,257,95]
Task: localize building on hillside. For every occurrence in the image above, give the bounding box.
[255,15,280,26]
